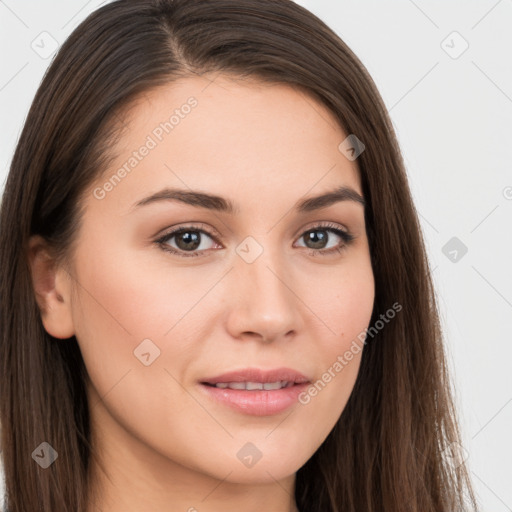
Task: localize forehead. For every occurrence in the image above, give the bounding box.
[86,74,362,214]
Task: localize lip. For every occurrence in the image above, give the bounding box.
[200,367,310,385]
[198,367,311,416]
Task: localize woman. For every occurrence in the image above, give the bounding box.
[0,0,479,511]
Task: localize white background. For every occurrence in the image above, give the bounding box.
[1,1,511,510]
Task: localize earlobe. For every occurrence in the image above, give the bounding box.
[27,235,76,339]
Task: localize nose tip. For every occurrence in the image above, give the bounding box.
[225,247,302,344]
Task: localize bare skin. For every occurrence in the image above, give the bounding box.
[28,74,375,512]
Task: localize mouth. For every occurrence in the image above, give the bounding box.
[198,367,311,416]
[201,380,297,390]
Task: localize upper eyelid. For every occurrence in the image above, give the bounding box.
[156,222,220,240]
[156,221,351,246]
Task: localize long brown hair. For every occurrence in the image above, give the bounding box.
[0,1,479,510]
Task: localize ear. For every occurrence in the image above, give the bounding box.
[27,235,76,339]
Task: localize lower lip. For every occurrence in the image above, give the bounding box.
[198,383,310,416]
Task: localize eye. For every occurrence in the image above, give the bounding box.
[294,222,355,256]
[155,221,355,258]
[156,224,220,258]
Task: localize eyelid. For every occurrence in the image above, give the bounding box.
[155,221,222,243]
[155,220,354,257]
[295,220,350,238]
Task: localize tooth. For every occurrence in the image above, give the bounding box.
[213,381,292,390]
[246,381,264,390]
[263,381,282,390]
[227,382,246,390]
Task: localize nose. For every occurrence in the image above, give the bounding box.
[224,244,304,344]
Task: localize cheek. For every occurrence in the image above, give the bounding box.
[68,234,220,402]
[67,238,171,389]
[70,233,208,339]
[69,241,201,444]
[327,260,375,374]
[294,257,374,428]
[304,253,375,349]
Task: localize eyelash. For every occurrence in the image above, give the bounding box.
[155,221,355,259]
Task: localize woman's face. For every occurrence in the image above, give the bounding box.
[41,75,374,490]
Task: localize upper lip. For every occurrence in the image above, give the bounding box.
[200,367,310,385]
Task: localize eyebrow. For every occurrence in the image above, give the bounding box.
[131,185,365,214]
